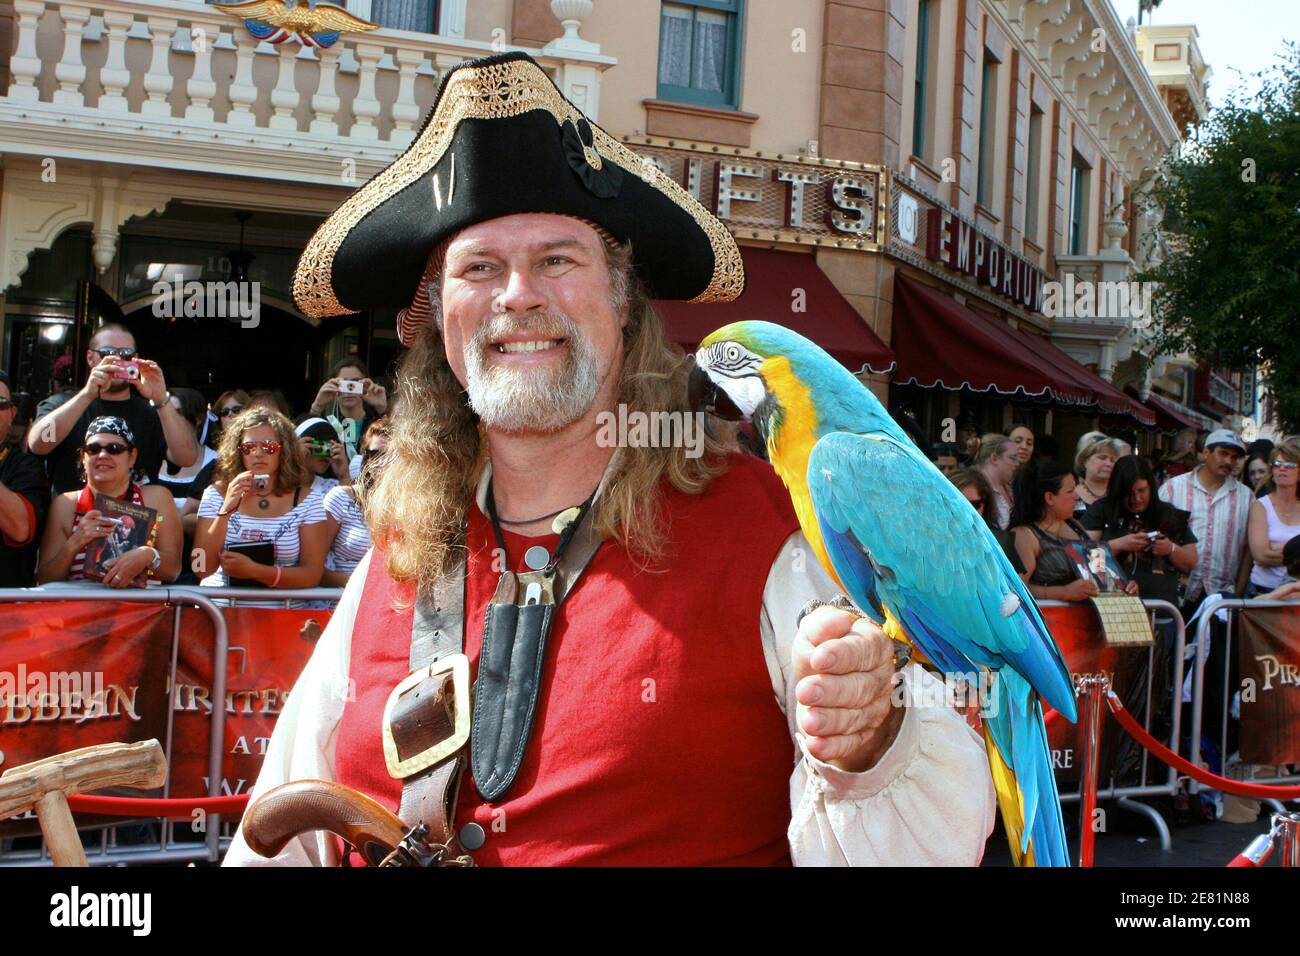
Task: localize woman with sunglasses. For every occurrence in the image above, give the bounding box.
[950,467,1026,576]
[1247,437,1300,597]
[321,418,388,588]
[37,417,182,587]
[193,407,327,598]
[212,389,250,435]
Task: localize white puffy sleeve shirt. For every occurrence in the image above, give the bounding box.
[224,533,996,867]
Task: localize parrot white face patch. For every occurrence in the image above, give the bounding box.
[715,374,767,418]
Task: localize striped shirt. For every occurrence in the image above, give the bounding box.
[1158,467,1253,601]
[323,485,371,574]
[197,484,327,587]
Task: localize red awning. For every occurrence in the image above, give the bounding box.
[891,275,1155,425]
[1125,385,1209,432]
[654,247,895,374]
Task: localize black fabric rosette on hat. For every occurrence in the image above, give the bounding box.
[292,51,744,325]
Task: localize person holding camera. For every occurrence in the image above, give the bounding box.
[27,324,199,494]
[1080,454,1198,605]
[37,417,182,587]
[193,407,327,598]
[294,417,351,494]
[307,357,386,460]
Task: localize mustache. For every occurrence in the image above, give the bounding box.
[471,311,580,349]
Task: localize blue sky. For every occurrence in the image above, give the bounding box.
[1143,0,1299,106]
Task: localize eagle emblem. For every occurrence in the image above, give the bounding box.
[213,0,379,48]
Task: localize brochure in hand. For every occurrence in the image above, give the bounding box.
[82,493,157,581]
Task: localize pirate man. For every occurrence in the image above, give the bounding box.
[225,53,993,866]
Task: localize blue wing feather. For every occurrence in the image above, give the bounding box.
[807,431,1076,719]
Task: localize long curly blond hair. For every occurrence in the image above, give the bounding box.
[363,243,737,596]
[212,406,311,497]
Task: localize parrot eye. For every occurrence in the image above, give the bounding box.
[726,345,741,362]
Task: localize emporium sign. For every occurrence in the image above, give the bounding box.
[622,135,887,250]
[890,173,1047,316]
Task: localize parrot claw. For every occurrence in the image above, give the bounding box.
[796,595,866,629]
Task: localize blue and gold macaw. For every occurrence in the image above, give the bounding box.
[689,320,1077,866]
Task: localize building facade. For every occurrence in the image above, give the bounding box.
[0,0,1239,451]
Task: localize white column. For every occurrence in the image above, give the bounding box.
[53,4,91,107]
[310,43,343,136]
[269,43,301,131]
[438,0,467,37]
[227,38,259,128]
[350,43,384,142]
[141,17,178,117]
[553,63,601,122]
[391,48,424,141]
[99,10,135,113]
[8,0,46,104]
[185,25,218,122]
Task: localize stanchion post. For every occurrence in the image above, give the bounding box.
[1277,811,1300,868]
[1076,674,1110,868]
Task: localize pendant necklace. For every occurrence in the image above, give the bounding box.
[258,495,270,510]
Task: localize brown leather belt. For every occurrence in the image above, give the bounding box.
[380,517,602,865]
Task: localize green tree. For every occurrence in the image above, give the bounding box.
[1137,43,1300,430]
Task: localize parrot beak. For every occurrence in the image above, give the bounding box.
[687,356,746,423]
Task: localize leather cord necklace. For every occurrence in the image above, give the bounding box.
[484,478,598,570]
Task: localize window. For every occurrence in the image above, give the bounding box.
[976,53,998,206]
[912,0,931,159]
[1024,106,1042,241]
[1068,153,1090,255]
[369,0,439,33]
[657,1,745,109]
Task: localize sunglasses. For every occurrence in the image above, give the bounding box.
[83,441,131,457]
[0,399,13,412]
[1273,460,1299,471]
[93,347,137,359]
[240,440,281,456]
[220,405,245,418]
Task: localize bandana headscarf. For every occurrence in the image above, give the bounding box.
[84,416,135,447]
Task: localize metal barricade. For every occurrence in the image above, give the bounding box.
[0,585,343,866]
[1038,598,1187,850]
[1188,598,1300,800]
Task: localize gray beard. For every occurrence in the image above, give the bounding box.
[463,311,602,434]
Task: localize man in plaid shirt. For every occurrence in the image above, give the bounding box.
[1158,429,1251,614]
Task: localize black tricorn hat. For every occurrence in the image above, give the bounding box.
[293,51,745,322]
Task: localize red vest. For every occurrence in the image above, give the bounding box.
[335,454,800,865]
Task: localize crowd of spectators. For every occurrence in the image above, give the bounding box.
[0,324,389,597]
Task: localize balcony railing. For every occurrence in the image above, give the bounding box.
[0,0,612,184]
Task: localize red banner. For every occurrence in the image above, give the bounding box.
[1237,605,1300,765]
[1039,605,1150,789]
[0,602,173,836]
[0,598,328,832]
[168,606,324,799]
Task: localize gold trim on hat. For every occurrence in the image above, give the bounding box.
[293,57,744,319]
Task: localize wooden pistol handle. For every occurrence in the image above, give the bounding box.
[242,780,409,866]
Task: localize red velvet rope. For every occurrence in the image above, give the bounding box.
[1226,853,1262,867]
[66,793,250,818]
[1105,691,1300,799]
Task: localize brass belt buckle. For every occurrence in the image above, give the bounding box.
[381,654,471,779]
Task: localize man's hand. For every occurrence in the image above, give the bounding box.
[82,358,117,399]
[133,359,168,404]
[310,378,339,414]
[793,605,905,774]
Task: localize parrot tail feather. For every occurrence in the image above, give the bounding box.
[984,729,1036,867]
